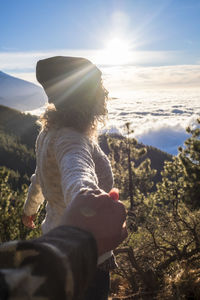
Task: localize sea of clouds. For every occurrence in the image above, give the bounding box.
[104,89,200,155]
[27,88,200,156]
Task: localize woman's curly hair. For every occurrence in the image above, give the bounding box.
[39,80,108,136]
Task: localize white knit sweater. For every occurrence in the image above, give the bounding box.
[23,127,114,264]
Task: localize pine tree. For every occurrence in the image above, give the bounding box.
[107,123,156,209]
[155,157,185,213]
[179,118,200,208]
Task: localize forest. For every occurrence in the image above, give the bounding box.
[0,104,200,299]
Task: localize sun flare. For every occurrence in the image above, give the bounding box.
[100,37,133,65]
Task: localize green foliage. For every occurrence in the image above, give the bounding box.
[107,123,156,209]
[155,157,185,212]
[0,106,43,242]
[138,145,173,190]
[0,131,35,183]
[110,119,200,299]
[0,104,39,149]
[114,191,200,298]
[0,105,38,188]
[0,167,44,242]
[179,118,200,208]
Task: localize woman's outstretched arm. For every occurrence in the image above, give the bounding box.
[54,129,100,205]
[22,167,44,228]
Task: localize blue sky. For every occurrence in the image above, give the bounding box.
[0,0,200,89]
[1,0,200,53]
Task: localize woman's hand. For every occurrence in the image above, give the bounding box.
[60,190,128,256]
[22,213,36,229]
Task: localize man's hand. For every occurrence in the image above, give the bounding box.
[60,191,128,256]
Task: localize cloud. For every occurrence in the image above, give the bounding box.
[134,122,190,155]
[103,64,200,91]
[105,90,200,155]
[131,115,199,155]
[102,120,192,155]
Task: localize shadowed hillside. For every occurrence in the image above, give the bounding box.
[0,105,39,186]
[0,105,39,149]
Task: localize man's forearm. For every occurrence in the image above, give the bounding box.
[0,226,97,300]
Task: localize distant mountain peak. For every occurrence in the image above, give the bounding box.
[0,71,47,111]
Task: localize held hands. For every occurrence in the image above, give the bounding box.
[60,189,127,256]
[22,214,36,229]
[109,188,119,201]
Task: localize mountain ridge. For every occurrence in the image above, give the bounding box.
[0,71,47,111]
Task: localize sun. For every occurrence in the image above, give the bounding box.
[100,37,133,65]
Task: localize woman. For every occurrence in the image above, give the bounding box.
[22,56,116,300]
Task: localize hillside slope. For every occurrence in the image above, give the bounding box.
[0,105,39,149]
[0,105,39,185]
